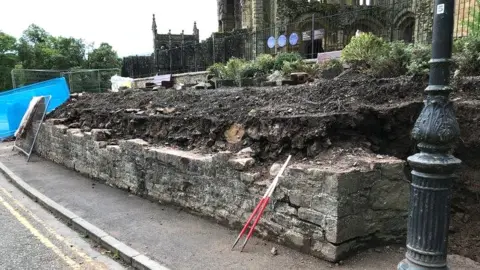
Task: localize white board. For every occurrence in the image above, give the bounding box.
[14,96,44,138]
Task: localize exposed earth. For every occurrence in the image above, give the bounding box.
[49,71,480,262]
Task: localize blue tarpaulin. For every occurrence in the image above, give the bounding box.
[0,77,70,140]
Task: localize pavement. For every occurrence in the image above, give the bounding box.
[0,167,127,270]
[1,142,480,270]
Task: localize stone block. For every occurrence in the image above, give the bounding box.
[91,129,111,141]
[269,163,281,176]
[310,194,338,216]
[298,208,326,227]
[53,125,68,135]
[274,202,297,216]
[228,157,255,171]
[240,172,260,183]
[288,190,312,208]
[290,72,309,84]
[283,229,305,248]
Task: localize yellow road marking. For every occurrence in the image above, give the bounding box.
[0,187,94,265]
[0,193,80,269]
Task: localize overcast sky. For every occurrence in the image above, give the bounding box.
[0,0,218,57]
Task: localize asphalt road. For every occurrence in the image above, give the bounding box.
[0,172,127,270]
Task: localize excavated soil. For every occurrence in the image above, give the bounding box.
[49,72,480,262]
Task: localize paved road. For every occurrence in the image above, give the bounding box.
[0,172,127,270]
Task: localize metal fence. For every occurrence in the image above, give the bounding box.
[64,69,121,93]
[124,0,478,77]
[11,69,64,89]
[11,68,121,93]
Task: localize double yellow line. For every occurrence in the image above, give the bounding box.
[0,187,97,269]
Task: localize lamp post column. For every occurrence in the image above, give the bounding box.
[397,0,461,269]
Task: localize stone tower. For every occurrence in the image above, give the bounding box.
[193,21,199,40]
[152,14,200,73]
[217,0,243,32]
[152,14,159,71]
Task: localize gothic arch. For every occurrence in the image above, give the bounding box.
[394,11,415,43]
[293,13,326,32]
[291,13,328,59]
[349,16,385,34]
[393,10,415,28]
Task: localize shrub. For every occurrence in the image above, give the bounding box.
[280,60,298,75]
[341,32,390,69]
[274,52,303,70]
[254,54,275,74]
[370,41,411,78]
[301,62,320,77]
[453,37,466,54]
[225,58,248,85]
[207,63,227,79]
[281,60,319,77]
[406,44,431,76]
[453,34,480,76]
[318,59,344,78]
[241,61,262,78]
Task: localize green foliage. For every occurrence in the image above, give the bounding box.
[370,41,411,78]
[0,31,17,91]
[85,43,121,69]
[207,63,227,79]
[274,52,303,71]
[254,54,275,74]
[281,60,319,77]
[277,0,339,20]
[405,44,431,76]
[225,58,247,84]
[453,34,480,76]
[341,32,390,69]
[241,62,262,78]
[1,24,121,91]
[341,33,432,77]
[318,59,344,77]
[207,58,256,86]
[453,38,466,54]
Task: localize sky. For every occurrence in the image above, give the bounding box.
[0,0,218,57]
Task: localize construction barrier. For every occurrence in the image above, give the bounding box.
[0,77,70,140]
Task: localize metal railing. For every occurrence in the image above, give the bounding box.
[11,68,121,93]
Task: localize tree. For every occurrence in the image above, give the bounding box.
[49,36,86,70]
[17,24,87,70]
[1,24,122,91]
[85,43,121,69]
[0,31,17,91]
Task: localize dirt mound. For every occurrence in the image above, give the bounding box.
[49,72,480,262]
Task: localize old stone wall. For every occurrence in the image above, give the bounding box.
[34,120,409,262]
[131,71,209,89]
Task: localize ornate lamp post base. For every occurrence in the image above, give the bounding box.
[397,0,461,269]
[398,259,448,270]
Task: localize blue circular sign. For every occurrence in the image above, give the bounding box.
[267,36,276,49]
[289,33,299,46]
[278,35,287,47]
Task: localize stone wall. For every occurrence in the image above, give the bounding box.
[34,120,409,262]
[131,71,209,89]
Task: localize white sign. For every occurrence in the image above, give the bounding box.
[437,4,445,14]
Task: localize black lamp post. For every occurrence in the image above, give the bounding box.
[397,0,461,269]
